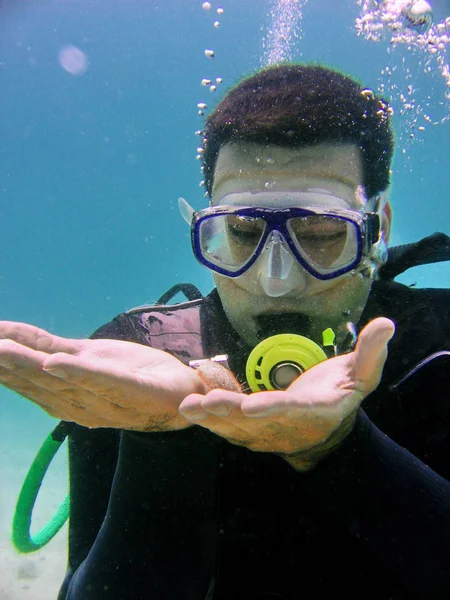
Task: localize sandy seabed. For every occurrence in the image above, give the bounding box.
[1,401,69,600]
[0,533,67,600]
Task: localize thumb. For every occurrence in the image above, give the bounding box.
[354,317,395,389]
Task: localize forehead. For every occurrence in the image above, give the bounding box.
[212,141,364,201]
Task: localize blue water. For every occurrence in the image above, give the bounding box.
[0,0,449,596]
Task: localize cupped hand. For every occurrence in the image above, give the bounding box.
[0,321,207,431]
[179,317,395,470]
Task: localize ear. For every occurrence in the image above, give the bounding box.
[381,200,392,244]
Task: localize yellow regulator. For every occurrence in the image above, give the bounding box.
[246,328,336,392]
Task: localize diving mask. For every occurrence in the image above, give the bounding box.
[179,191,381,296]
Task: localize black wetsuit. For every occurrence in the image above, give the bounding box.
[59,280,450,600]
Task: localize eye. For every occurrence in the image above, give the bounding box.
[226,216,265,242]
[291,216,348,245]
[302,230,347,244]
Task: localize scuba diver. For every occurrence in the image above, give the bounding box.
[1,64,450,599]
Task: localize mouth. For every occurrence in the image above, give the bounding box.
[255,312,313,340]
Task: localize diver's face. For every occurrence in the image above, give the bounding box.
[211,141,374,346]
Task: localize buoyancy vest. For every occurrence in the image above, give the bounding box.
[122,289,207,365]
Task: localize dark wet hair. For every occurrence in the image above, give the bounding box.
[202,64,394,200]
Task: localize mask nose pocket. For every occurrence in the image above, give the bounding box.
[257,231,306,297]
[264,230,294,280]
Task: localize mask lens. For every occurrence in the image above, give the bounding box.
[288,214,359,273]
[198,214,266,272]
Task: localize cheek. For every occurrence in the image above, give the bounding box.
[298,272,370,315]
[213,274,240,303]
[213,271,262,301]
[323,273,371,312]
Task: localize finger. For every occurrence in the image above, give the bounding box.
[181,390,244,418]
[0,338,55,371]
[180,391,261,447]
[0,339,157,429]
[201,389,245,416]
[180,393,247,437]
[179,393,208,420]
[0,368,63,419]
[180,397,255,448]
[0,341,97,400]
[0,364,98,417]
[0,322,83,354]
[354,317,395,387]
[0,365,81,419]
[1,366,123,428]
[241,390,291,417]
[0,347,130,423]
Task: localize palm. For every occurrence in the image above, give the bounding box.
[179,317,395,466]
[0,322,202,430]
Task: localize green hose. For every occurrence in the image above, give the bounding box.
[12,421,73,553]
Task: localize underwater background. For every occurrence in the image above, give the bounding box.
[1,0,449,597]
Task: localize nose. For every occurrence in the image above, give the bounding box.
[256,230,307,297]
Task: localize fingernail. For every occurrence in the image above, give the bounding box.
[0,359,13,369]
[207,405,230,417]
[43,367,68,379]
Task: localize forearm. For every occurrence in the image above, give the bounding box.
[298,409,450,598]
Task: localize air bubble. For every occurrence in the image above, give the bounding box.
[58,45,88,76]
[361,88,375,100]
[355,0,450,137]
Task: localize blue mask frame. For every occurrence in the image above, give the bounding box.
[191,205,380,280]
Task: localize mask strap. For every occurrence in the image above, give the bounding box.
[364,190,388,214]
[178,197,195,225]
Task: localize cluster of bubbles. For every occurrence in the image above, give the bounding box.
[196,2,225,186]
[261,0,309,66]
[355,0,450,145]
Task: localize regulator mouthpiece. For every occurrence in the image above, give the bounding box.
[245,329,335,392]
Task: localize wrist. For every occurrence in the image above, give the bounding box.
[280,410,358,472]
